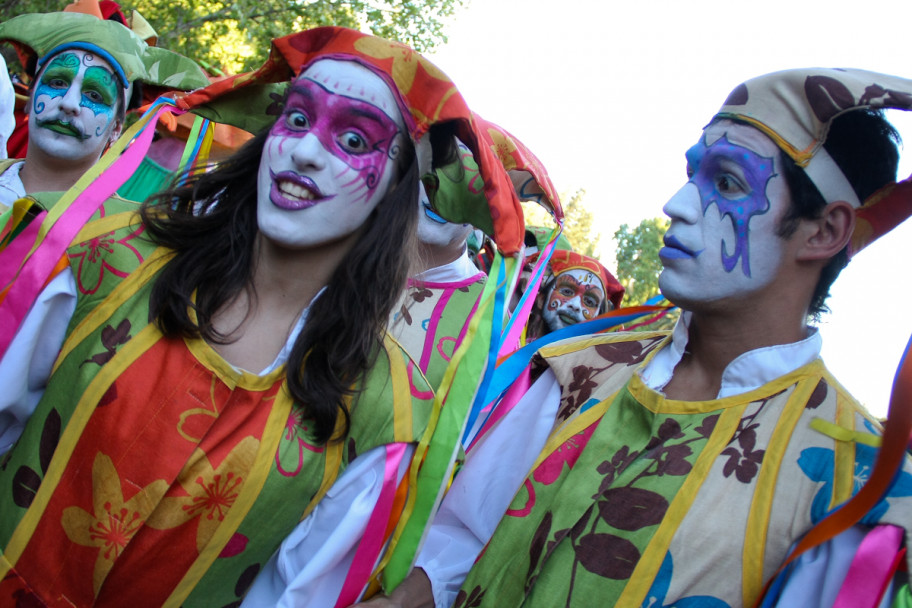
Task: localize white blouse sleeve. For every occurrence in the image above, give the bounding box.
[416,369,562,608]
[242,442,415,608]
[0,269,76,454]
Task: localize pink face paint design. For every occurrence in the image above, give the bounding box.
[256,59,406,251]
[267,79,401,208]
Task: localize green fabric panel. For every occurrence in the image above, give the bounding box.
[117,156,172,203]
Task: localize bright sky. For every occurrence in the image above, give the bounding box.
[425,0,912,417]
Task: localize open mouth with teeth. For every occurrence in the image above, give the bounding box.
[269,170,333,210]
[37,119,88,140]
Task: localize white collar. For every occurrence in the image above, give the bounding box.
[413,248,482,284]
[639,310,822,398]
[0,160,25,207]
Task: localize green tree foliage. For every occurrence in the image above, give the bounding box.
[522,188,600,256]
[613,217,668,307]
[0,0,466,74]
[613,217,679,330]
[559,188,599,256]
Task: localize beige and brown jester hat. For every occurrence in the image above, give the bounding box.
[714,68,912,255]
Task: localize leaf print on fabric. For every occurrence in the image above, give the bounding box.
[594,341,648,365]
[11,409,61,508]
[453,585,485,608]
[81,319,132,367]
[721,425,765,484]
[411,287,433,303]
[695,414,720,439]
[643,419,693,477]
[145,436,259,551]
[527,511,553,586]
[71,227,145,295]
[597,487,669,531]
[643,552,731,608]
[595,445,640,494]
[574,532,640,579]
[60,452,169,596]
[805,379,828,410]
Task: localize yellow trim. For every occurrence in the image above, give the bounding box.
[73,210,142,243]
[384,334,414,442]
[811,418,882,448]
[52,247,173,374]
[165,379,295,607]
[740,378,816,605]
[618,404,748,606]
[629,359,827,416]
[714,113,817,166]
[183,336,285,391]
[300,410,346,521]
[832,392,857,507]
[1,323,164,575]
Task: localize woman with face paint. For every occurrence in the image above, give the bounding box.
[0,27,524,607]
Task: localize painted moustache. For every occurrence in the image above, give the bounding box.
[35,118,89,140]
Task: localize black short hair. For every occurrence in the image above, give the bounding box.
[777,109,900,319]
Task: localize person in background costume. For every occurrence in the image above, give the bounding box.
[524,249,624,342]
[0,27,523,607]
[359,68,912,608]
[0,2,208,206]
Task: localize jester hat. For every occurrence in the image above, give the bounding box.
[714,68,912,256]
[176,27,526,254]
[0,8,209,95]
[548,249,625,310]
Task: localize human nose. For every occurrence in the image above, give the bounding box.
[662,182,702,224]
[290,132,327,170]
[566,295,583,312]
[58,83,82,116]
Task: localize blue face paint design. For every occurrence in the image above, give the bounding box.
[686,133,776,277]
[32,53,119,141]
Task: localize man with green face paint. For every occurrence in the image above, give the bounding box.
[0,4,208,206]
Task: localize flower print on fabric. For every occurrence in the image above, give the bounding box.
[798,419,912,524]
[643,552,731,608]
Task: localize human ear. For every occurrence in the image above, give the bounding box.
[796,200,855,261]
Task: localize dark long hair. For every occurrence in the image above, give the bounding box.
[140,125,419,443]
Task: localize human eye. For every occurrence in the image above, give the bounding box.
[686,163,695,179]
[558,286,574,297]
[339,131,369,154]
[715,172,747,197]
[583,295,598,308]
[83,89,104,104]
[284,110,309,131]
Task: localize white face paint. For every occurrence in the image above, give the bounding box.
[256,59,406,249]
[416,180,473,248]
[29,49,122,163]
[541,268,606,332]
[658,120,793,308]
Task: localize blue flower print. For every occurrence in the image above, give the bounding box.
[642,552,730,608]
[798,419,912,524]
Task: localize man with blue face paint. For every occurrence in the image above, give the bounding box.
[0,4,208,206]
[362,69,912,608]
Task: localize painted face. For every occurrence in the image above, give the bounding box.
[256,59,406,249]
[29,50,122,163]
[416,181,473,249]
[658,119,793,307]
[541,268,606,331]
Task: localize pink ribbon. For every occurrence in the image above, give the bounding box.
[834,524,905,608]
